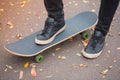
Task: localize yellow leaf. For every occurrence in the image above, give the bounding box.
[24,62,29,68]
[7,21,14,29]
[100,69,108,75]
[20,1,27,7]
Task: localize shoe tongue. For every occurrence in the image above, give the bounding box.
[47,17,54,22]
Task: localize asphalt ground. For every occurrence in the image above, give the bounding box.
[0,0,120,80]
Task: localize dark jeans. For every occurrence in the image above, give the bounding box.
[44,0,119,36]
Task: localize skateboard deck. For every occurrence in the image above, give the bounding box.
[4,11,97,57]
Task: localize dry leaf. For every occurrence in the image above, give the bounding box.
[20,1,27,7]
[117,47,120,50]
[58,55,66,60]
[82,39,88,46]
[31,67,37,77]
[35,12,40,17]
[30,64,37,77]
[6,65,13,69]
[91,9,96,12]
[100,69,108,75]
[28,11,31,14]
[43,10,46,14]
[76,53,81,57]
[7,21,14,29]
[74,3,78,6]
[95,64,100,67]
[39,69,43,72]
[113,60,117,63]
[4,68,8,72]
[107,50,111,54]
[9,2,14,6]
[55,48,61,51]
[24,62,29,68]
[83,0,89,4]
[68,2,72,4]
[68,37,73,41]
[45,75,52,78]
[0,9,4,12]
[108,66,112,69]
[19,70,24,79]
[79,64,87,67]
[16,34,23,39]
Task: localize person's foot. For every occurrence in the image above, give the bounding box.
[35,17,65,45]
[81,30,105,58]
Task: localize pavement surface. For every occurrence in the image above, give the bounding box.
[0,0,120,80]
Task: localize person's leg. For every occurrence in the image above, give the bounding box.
[44,0,64,20]
[82,0,119,58]
[95,0,119,36]
[35,0,65,45]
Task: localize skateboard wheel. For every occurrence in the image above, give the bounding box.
[82,31,89,40]
[35,54,44,63]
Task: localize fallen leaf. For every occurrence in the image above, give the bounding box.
[117,47,120,50]
[31,67,37,77]
[76,53,81,57]
[58,55,66,60]
[68,37,73,41]
[35,12,40,17]
[95,64,100,67]
[9,2,15,6]
[20,1,27,7]
[74,3,78,6]
[113,60,117,63]
[16,34,23,39]
[108,66,112,69]
[82,39,88,46]
[107,50,111,54]
[55,48,61,51]
[52,53,55,56]
[43,10,46,14]
[68,2,72,5]
[91,9,96,12]
[14,70,19,73]
[102,76,106,78]
[82,0,89,4]
[4,68,8,72]
[30,64,37,77]
[79,64,87,67]
[45,75,52,78]
[7,21,14,29]
[39,69,43,72]
[100,69,108,75]
[24,62,29,68]
[6,65,13,69]
[19,70,24,79]
[0,9,4,12]
[28,11,31,14]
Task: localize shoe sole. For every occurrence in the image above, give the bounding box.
[81,49,103,59]
[35,26,66,45]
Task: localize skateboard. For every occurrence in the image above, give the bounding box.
[4,11,98,63]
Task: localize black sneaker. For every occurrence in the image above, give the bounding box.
[35,17,65,45]
[81,30,105,58]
